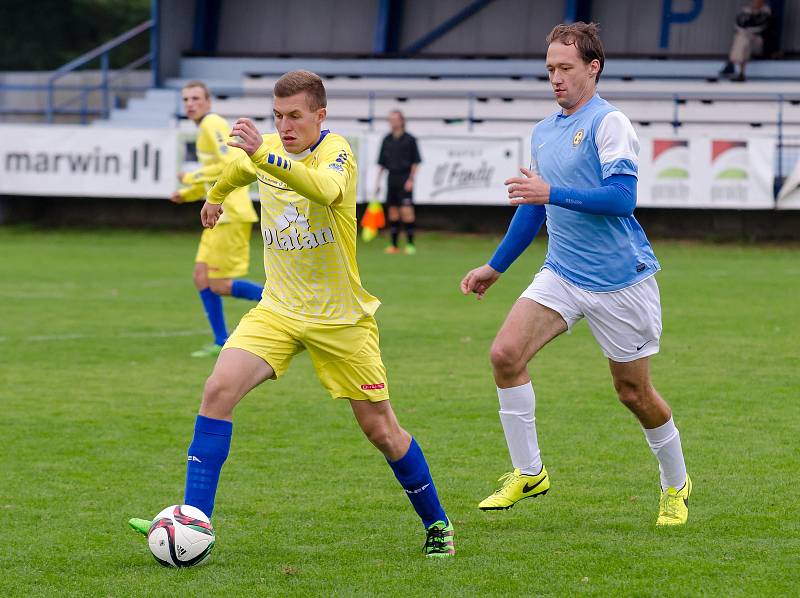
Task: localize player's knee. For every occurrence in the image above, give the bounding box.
[614,380,648,412]
[202,375,237,414]
[192,268,208,290]
[363,422,398,454]
[490,341,520,374]
[209,278,232,295]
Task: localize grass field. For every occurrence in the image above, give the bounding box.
[1,227,798,597]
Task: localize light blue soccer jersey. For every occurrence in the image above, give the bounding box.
[533,94,660,291]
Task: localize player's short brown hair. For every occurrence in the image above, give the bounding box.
[546,22,605,83]
[182,80,211,99]
[273,70,327,111]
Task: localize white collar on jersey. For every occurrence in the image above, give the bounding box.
[284,129,331,159]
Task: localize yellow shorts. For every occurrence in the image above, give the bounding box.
[195,222,253,279]
[224,306,390,402]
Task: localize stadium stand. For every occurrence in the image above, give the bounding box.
[101,57,800,138]
[2,0,799,237]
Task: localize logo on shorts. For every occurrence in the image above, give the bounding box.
[636,340,654,351]
[573,129,585,146]
[360,382,386,391]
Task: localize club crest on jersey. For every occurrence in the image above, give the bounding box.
[262,203,335,251]
[573,129,585,146]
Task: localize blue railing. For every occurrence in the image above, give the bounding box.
[0,16,158,124]
[44,19,156,123]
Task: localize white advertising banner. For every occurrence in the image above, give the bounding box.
[411,136,525,205]
[0,124,783,209]
[637,134,775,209]
[0,125,177,198]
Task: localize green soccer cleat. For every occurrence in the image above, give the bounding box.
[478,467,550,510]
[190,343,223,358]
[128,517,152,536]
[656,474,692,526]
[423,520,455,558]
[404,244,417,255]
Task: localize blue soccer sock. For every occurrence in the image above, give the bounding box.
[230,279,263,301]
[387,437,448,528]
[198,288,227,346]
[184,415,233,519]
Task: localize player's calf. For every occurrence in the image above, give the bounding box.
[351,400,452,555]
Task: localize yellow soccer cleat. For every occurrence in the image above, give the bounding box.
[478,467,550,510]
[656,474,692,526]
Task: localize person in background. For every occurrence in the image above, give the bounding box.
[375,110,421,255]
[720,0,772,82]
[172,80,262,358]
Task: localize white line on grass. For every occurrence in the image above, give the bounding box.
[0,329,208,343]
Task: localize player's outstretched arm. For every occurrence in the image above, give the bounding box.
[175,183,207,203]
[547,174,637,217]
[460,264,502,300]
[184,116,248,185]
[206,153,258,205]
[251,147,346,206]
[461,202,545,300]
[181,163,225,186]
[507,166,637,217]
[461,205,546,299]
[491,203,546,269]
[229,118,350,207]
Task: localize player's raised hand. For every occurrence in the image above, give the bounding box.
[505,167,551,206]
[200,201,224,228]
[169,191,184,204]
[460,264,502,300]
[228,118,263,156]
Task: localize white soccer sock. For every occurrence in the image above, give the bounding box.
[497,382,542,476]
[642,417,687,490]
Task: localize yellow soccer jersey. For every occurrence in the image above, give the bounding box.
[178,113,258,224]
[207,130,380,324]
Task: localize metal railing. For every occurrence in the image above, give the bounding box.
[0,19,158,124]
[44,19,156,123]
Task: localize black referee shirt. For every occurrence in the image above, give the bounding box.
[378,132,421,178]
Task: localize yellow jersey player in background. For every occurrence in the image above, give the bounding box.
[131,71,453,557]
[171,80,263,358]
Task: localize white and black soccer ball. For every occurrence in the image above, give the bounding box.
[147,505,215,568]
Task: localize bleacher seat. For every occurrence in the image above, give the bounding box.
[102,57,800,137]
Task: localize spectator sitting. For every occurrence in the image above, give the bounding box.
[720,0,772,82]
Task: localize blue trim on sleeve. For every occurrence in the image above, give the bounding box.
[601,158,637,179]
[488,204,546,273]
[549,174,637,217]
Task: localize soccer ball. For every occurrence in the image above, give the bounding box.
[147,505,215,567]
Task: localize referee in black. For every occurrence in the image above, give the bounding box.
[375,110,421,254]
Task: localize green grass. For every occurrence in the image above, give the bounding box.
[1,228,798,597]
